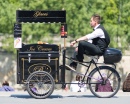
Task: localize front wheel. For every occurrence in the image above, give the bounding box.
[88,66,121,98]
[26,71,55,99]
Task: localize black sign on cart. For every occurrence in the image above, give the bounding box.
[14,23,22,38]
[16,10,66,23]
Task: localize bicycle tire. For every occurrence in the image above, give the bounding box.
[87,66,121,98]
[26,71,55,99]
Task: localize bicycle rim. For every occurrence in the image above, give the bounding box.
[26,71,55,99]
[88,66,120,98]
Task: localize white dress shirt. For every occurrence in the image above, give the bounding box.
[86,24,105,41]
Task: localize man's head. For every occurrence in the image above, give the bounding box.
[90,14,101,28]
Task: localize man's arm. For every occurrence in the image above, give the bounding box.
[70,35,88,46]
[70,28,104,46]
[76,35,88,42]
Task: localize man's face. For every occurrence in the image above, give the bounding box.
[90,17,97,28]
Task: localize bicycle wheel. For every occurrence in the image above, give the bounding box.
[26,71,55,99]
[88,66,121,98]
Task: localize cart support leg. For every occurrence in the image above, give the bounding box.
[61,49,66,89]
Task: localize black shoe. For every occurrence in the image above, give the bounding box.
[76,55,83,62]
[69,62,77,70]
[63,62,77,71]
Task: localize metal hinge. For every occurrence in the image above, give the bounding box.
[48,54,51,62]
[28,54,31,63]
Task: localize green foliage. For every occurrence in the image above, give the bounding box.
[0,0,130,54]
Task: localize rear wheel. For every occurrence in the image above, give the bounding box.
[26,71,55,99]
[88,66,120,98]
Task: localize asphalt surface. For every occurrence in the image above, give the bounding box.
[0,90,130,104]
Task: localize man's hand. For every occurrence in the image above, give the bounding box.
[70,41,76,47]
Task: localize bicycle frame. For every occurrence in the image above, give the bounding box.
[57,49,117,88]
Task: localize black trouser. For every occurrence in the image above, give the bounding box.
[77,41,103,61]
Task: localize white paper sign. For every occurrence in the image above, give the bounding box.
[14,37,22,48]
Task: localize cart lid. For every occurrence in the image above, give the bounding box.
[16,10,66,23]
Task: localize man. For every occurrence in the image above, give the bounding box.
[70,14,110,69]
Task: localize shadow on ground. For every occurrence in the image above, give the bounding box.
[10,94,118,99]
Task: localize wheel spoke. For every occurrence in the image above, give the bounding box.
[88,66,120,98]
[26,71,55,99]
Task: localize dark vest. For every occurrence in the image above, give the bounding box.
[92,25,110,52]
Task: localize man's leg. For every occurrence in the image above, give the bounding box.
[77,40,103,61]
[71,50,77,59]
[69,48,78,69]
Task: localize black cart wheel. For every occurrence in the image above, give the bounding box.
[26,71,55,99]
[88,66,121,98]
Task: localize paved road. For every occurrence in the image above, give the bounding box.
[0,90,130,104]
